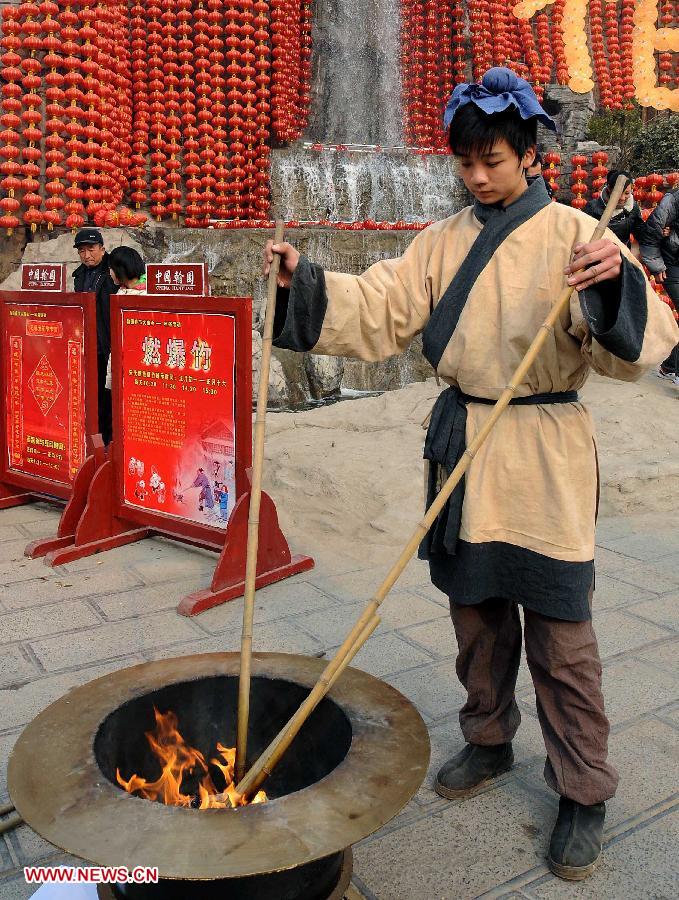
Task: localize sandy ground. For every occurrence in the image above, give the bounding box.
[264,372,679,566]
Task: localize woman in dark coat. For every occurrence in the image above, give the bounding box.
[583,169,644,249]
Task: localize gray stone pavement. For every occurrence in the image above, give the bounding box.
[0,501,677,899]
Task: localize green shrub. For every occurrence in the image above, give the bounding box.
[626,114,679,175]
[586,105,643,169]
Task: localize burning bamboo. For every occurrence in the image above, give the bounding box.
[231,176,629,802]
[235,219,286,783]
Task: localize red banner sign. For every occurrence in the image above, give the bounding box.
[120,308,236,530]
[21,264,66,292]
[145,263,209,296]
[4,303,86,487]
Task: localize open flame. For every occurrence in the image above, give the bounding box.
[116,708,267,809]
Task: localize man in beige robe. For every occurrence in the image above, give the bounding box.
[264,68,679,880]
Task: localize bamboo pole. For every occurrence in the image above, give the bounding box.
[234,176,628,801]
[0,813,22,835]
[235,219,286,784]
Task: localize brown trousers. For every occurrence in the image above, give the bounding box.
[450,598,619,805]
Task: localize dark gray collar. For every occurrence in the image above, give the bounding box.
[473,176,551,226]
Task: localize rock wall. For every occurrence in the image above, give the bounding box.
[0,225,435,407]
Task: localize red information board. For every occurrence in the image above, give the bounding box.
[119,308,238,534]
[112,294,251,546]
[21,264,66,292]
[145,263,209,296]
[0,293,98,503]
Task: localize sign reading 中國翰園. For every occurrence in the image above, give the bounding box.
[21,264,66,293]
[145,264,209,297]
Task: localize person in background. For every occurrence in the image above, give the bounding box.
[640,187,679,384]
[72,228,118,445]
[105,247,147,392]
[525,150,554,198]
[584,170,644,250]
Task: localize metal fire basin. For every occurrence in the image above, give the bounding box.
[8,653,430,888]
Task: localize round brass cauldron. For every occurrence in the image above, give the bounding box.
[8,653,430,883]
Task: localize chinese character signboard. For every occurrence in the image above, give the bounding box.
[21,264,66,292]
[146,263,209,296]
[0,293,98,502]
[115,297,250,542]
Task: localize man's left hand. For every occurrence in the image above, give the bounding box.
[564,239,622,292]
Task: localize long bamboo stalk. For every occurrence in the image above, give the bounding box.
[0,813,22,835]
[234,176,628,801]
[235,219,286,783]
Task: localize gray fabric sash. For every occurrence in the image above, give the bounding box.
[418,387,578,559]
[422,177,552,370]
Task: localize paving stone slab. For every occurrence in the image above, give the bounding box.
[0,645,40,690]
[600,657,678,726]
[192,580,338,635]
[591,574,656,611]
[0,837,18,877]
[0,731,21,803]
[0,558,57,587]
[0,658,143,731]
[349,631,436,678]
[0,569,144,611]
[604,561,679,594]
[7,824,59,866]
[597,532,679,562]
[354,781,554,900]
[29,612,202,671]
[0,526,26,543]
[590,609,673,660]
[93,578,212,622]
[288,600,369,645]
[636,638,679,677]
[377,591,450,631]
[528,809,679,899]
[0,601,102,644]
[386,659,467,723]
[626,592,679,631]
[0,542,32,565]
[129,548,216,584]
[141,618,323,662]
[0,504,57,525]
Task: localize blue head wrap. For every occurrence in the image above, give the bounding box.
[443,67,557,132]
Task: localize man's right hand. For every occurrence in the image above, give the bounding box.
[263,240,300,288]
[655,270,667,283]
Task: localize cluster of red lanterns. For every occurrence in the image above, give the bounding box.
[269,0,311,142]
[0,0,286,233]
[0,0,134,235]
[401,0,455,150]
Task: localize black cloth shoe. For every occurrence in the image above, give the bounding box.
[548,797,606,880]
[434,742,514,799]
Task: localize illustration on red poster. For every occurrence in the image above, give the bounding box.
[121,310,236,530]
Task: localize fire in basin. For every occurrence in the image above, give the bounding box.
[8,652,429,900]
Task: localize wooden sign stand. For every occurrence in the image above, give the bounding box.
[35,292,313,616]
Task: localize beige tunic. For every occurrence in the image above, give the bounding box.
[309,202,678,567]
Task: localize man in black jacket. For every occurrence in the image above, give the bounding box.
[72,228,118,444]
[583,170,645,249]
[640,187,679,382]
